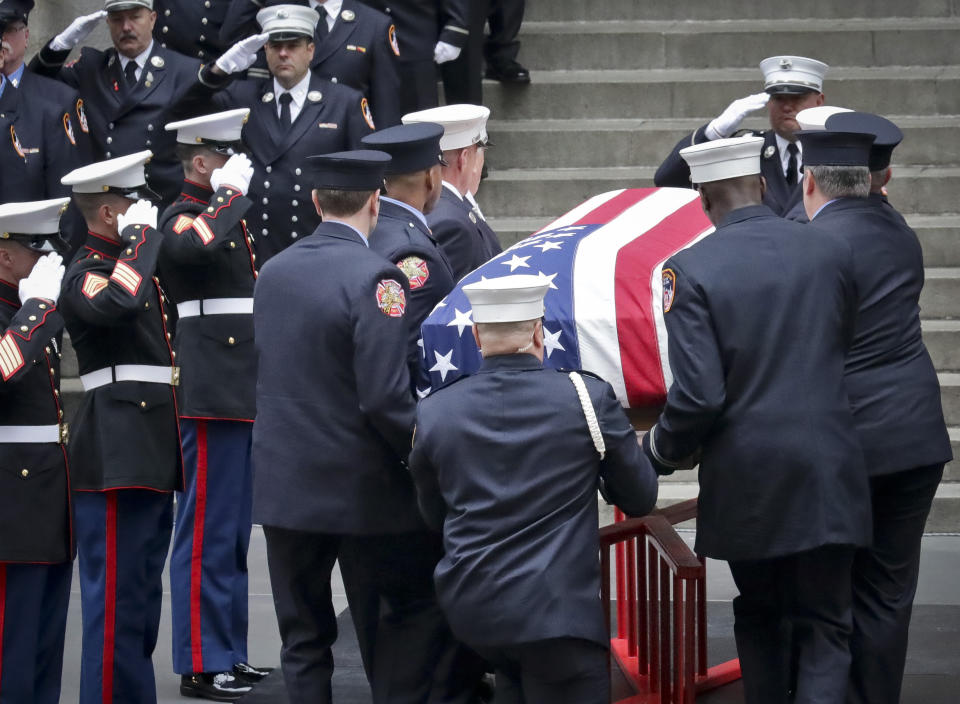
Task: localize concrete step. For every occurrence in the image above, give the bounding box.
[479,165,960,219]
[942,373,960,426]
[519,18,960,71]
[923,320,960,371]
[923,269,960,319]
[483,67,960,120]
[525,0,960,22]
[486,116,960,170]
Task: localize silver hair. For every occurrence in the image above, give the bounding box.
[807,164,871,199]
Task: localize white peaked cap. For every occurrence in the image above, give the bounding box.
[257,4,319,38]
[680,136,764,184]
[760,55,828,94]
[796,105,853,130]
[0,198,71,236]
[463,274,551,324]
[402,104,490,151]
[165,108,250,144]
[61,150,154,194]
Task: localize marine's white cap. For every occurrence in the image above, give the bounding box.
[104,0,153,11]
[760,55,828,95]
[796,105,852,130]
[257,4,319,40]
[61,150,155,195]
[402,104,490,152]
[165,108,250,145]
[679,135,764,184]
[0,198,71,236]
[463,274,550,324]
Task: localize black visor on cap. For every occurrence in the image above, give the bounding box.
[4,233,70,255]
[109,184,161,202]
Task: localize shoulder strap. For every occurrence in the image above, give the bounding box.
[568,371,605,460]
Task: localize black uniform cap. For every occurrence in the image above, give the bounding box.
[795,130,876,167]
[306,150,391,191]
[0,0,34,25]
[824,112,904,172]
[360,123,446,176]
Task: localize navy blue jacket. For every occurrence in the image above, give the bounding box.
[357,0,469,62]
[651,204,871,561]
[252,220,423,534]
[427,185,502,281]
[812,196,951,476]
[655,127,803,218]
[154,0,233,63]
[410,355,658,647]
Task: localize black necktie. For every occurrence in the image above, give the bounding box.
[316,7,329,40]
[278,92,293,129]
[786,142,799,186]
[123,60,138,92]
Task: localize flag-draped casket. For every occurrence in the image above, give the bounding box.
[419,187,715,417]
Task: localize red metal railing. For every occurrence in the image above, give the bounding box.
[600,499,741,703]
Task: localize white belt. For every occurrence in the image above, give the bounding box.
[0,424,67,444]
[177,298,254,318]
[80,364,180,391]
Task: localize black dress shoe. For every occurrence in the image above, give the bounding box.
[485,59,531,84]
[180,672,252,702]
[233,661,272,683]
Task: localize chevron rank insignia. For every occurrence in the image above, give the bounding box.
[172,214,195,234]
[0,333,24,381]
[110,261,143,295]
[376,279,406,317]
[191,217,215,245]
[397,256,429,290]
[82,272,110,299]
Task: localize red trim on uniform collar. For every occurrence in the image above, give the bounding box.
[83,230,123,261]
[0,279,20,310]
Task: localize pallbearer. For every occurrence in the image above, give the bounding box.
[0,198,72,704]
[160,108,269,700]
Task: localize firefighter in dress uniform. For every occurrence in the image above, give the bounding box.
[159,108,270,700]
[58,151,183,704]
[0,199,73,704]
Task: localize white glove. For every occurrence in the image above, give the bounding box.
[216,33,270,74]
[19,253,65,304]
[705,92,770,141]
[433,41,461,64]
[50,10,107,52]
[117,199,158,233]
[210,153,254,196]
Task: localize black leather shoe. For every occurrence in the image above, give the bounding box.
[485,59,531,84]
[233,661,272,683]
[180,672,252,701]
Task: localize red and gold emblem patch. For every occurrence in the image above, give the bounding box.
[388,24,400,57]
[376,278,406,317]
[396,256,429,290]
[361,98,376,130]
[662,268,676,313]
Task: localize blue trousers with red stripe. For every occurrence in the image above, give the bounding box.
[74,489,173,704]
[171,419,253,675]
[0,561,72,704]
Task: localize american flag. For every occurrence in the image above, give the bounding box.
[419,187,715,408]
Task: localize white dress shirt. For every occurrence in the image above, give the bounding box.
[442,181,464,200]
[310,0,343,32]
[118,41,155,83]
[274,72,312,124]
[776,133,803,183]
[381,196,429,230]
[464,191,486,221]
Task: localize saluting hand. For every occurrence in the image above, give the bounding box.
[117,199,158,233]
[50,10,107,52]
[19,253,65,305]
[705,92,770,141]
[210,154,255,196]
[215,33,271,75]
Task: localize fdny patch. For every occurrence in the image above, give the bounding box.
[0,333,25,381]
[361,98,376,130]
[110,260,143,296]
[82,272,110,299]
[172,214,195,234]
[389,24,400,57]
[396,256,429,290]
[76,99,90,133]
[10,125,24,159]
[191,216,215,245]
[63,113,76,146]
[662,268,676,313]
[376,278,406,318]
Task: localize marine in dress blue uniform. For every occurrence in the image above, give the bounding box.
[158,109,267,700]
[29,0,202,207]
[172,5,374,263]
[409,274,659,704]
[58,151,182,704]
[654,56,828,219]
[0,200,73,704]
[643,136,871,704]
[801,116,953,704]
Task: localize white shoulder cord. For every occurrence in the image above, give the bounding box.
[568,372,606,460]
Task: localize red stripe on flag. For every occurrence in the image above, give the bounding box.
[573,188,657,226]
[103,491,118,704]
[0,564,6,690]
[613,198,713,407]
[190,421,209,674]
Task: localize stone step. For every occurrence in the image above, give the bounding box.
[479,165,960,219]
[482,67,960,120]
[525,0,960,22]
[942,374,960,426]
[486,116,960,170]
[519,18,960,71]
[923,269,960,319]
[923,320,960,371]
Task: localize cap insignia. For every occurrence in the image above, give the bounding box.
[779,58,792,70]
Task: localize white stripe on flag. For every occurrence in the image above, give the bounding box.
[572,188,701,406]
[534,190,625,234]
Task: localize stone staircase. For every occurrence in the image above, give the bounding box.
[484,0,960,530]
